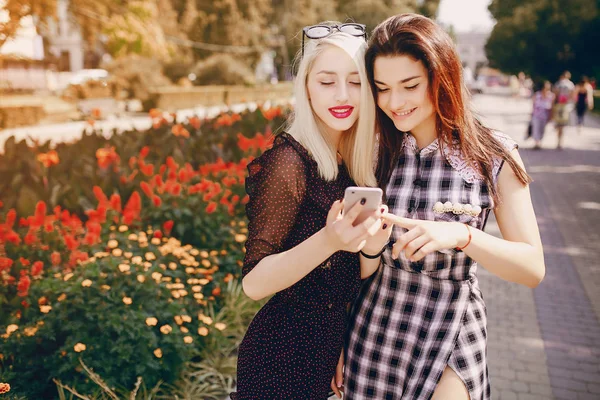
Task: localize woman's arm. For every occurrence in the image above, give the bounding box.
[464,148,545,287]
[389,148,545,288]
[243,200,382,300]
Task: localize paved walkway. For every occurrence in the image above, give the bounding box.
[475,93,600,400]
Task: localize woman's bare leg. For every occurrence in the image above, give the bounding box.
[431,366,471,400]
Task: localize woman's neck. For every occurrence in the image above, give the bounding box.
[410,114,437,150]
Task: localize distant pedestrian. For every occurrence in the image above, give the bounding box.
[531,81,555,149]
[553,71,575,149]
[573,76,594,132]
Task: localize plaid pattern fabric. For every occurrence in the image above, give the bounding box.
[345,132,516,399]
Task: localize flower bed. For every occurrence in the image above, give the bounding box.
[0,105,287,398]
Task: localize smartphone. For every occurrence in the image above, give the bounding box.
[343,186,383,226]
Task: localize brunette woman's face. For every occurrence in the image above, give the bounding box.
[306,45,362,135]
[373,55,435,133]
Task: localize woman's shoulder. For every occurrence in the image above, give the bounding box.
[247,132,313,180]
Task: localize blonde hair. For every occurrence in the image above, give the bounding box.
[286,30,377,187]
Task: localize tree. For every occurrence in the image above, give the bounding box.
[486,0,599,81]
[0,0,56,48]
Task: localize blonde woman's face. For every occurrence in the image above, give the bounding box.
[373,55,435,134]
[306,46,361,135]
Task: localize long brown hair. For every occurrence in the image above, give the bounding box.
[366,14,531,205]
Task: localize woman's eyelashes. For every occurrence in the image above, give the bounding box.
[319,80,361,86]
[406,83,419,90]
[376,83,419,92]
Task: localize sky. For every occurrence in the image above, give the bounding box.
[437,0,496,33]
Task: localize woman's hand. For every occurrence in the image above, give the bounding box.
[361,204,393,256]
[384,213,470,262]
[330,349,345,398]
[323,200,382,253]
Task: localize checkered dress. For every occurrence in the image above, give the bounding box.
[345,131,517,400]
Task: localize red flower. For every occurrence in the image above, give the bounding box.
[206,202,217,214]
[33,201,47,227]
[0,257,13,272]
[31,261,43,277]
[140,146,150,159]
[153,174,164,188]
[51,251,61,266]
[63,233,79,251]
[69,250,89,267]
[172,124,190,138]
[93,186,108,207]
[166,157,178,171]
[17,275,31,297]
[5,230,21,245]
[6,209,16,228]
[19,257,30,266]
[212,286,221,296]
[109,194,122,212]
[140,181,154,198]
[24,232,37,245]
[171,183,181,196]
[153,230,163,239]
[163,220,174,235]
[231,195,240,204]
[152,195,162,207]
[149,108,162,119]
[242,195,250,204]
[0,200,3,208]
[141,163,154,176]
[37,150,60,167]
[21,300,29,308]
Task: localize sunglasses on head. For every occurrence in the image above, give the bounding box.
[301,23,367,58]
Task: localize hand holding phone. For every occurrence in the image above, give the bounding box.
[343,186,383,226]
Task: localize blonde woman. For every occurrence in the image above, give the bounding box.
[232,23,389,399]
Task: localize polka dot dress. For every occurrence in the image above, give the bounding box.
[231,133,361,400]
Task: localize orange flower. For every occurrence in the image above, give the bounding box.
[17,275,31,297]
[189,116,201,129]
[51,251,61,266]
[37,150,60,167]
[140,181,153,198]
[96,146,120,169]
[0,257,13,272]
[91,108,102,119]
[109,194,122,212]
[140,163,154,176]
[149,108,162,119]
[212,286,221,296]
[0,382,10,394]
[152,195,162,207]
[171,124,190,138]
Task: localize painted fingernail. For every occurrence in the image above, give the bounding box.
[380,207,385,213]
[360,198,366,205]
[382,224,388,229]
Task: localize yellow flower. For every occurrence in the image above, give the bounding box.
[143,261,152,269]
[112,248,123,257]
[145,252,156,261]
[198,327,209,336]
[200,251,209,258]
[137,275,146,283]
[132,256,143,265]
[160,325,172,334]
[215,323,226,331]
[40,305,52,313]
[118,263,131,273]
[198,314,213,325]
[151,238,161,245]
[180,326,189,333]
[101,285,111,291]
[124,251,133,258]
[74,343,86,352]
[220,250,228,255]
[119,225,129,232]
[169,262,177,270]
[146,317,158,326]
[182,315,192,323]
[185,267,195,274]
[128,233,138,241]
[57,293,67,302]
[174,316,183,325]
[191,285,202,292]
[183,336,193,344]
[6,324,18,335]
[81,279,93,287]
[154,348,163,358]
[171,291,181,299]
[193,293,204,300]
[24,326,38,336]
[122,297,132,305]
[235,234,247,243]
[63,273,74,281]
[190,249,199,256]
[198,278,210,285]
[107,239,119,249]
[152,272,162,282]
[178,290,188,297]
[201,259,211,268]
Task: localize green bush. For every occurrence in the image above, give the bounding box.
[193,55,255,86]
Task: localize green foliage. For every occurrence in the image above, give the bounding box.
[486,0,599,81]
[192,54,255,86]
